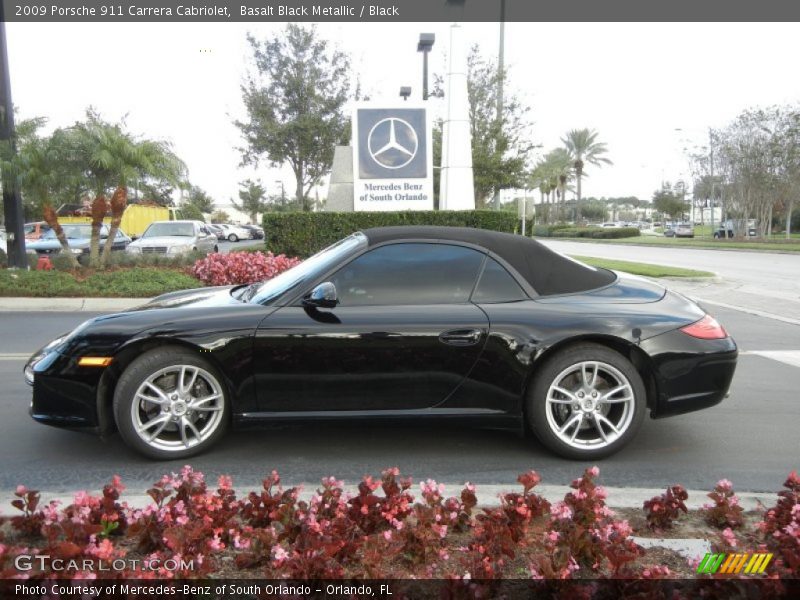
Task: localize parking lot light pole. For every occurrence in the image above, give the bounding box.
[417,34,435,100]
[0,14,27,269]
[399,86,412,101]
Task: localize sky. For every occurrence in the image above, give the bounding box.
[6,21,800,208]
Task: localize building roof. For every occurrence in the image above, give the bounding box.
[361,226,615,296]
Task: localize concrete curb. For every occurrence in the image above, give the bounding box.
[0,297,149,312]
[0,484,777,516]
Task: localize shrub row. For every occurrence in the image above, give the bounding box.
[2,467,798,584]
[262,211,521,257]
[530,224,573,237]
[551,227,641,239]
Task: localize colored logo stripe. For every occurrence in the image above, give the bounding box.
[697,553,773,575]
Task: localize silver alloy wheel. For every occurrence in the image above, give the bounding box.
[544,360,636,450]
[130,364,225,453]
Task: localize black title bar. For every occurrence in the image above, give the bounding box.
[4,0,800,23]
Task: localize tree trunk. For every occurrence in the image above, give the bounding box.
[89,194,108,268]
[786,197,794,240]
[42,205,80,268]
[100,186,127,268]
[295,168,306,211]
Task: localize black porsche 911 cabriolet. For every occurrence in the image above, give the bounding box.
[25,227,737,460]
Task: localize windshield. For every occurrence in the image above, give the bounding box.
[42,225,95,239]
[249,233,368,306]
[143,222,195,238]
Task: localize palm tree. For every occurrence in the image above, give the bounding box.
[74,111,187,267]
[562,128,612,205]
[540,148,573,223]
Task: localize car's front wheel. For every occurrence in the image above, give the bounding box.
[527,343,646,460]
[113,348,229,460]
[228,233,238,242]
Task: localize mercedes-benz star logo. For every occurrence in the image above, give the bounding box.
[367,117,419,169]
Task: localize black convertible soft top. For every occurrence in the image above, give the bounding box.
[361,226,616,297]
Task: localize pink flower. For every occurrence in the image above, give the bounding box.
[551,502,573,520]
[722,527,738,547]
[547,530,560,542]
[716,479,733,492]
[218,475,233,490]
[383,530,393,541]
[272,545,289,562]
[15,485,28,496]
[588,466,600,477]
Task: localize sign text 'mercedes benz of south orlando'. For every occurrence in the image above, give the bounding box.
[352,105,434,211]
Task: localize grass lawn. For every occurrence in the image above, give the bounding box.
[572,255,713,278]
[0,267,201,297]
[558,235,800,252]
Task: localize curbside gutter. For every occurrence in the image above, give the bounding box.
[0,297,149,312]
[0,484,777,516]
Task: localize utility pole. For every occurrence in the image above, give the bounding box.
[0,12,27,268]
[709,127,715,236]
[492,0,506,209]
[417,34,435,101]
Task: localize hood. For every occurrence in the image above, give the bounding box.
[27,238,90,250]
[130,236,195,247]
[132,285,243,310]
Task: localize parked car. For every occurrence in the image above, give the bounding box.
[26,223,131,261]
[674,223,695,238]
[241,224,265,240]
[126,220,218,256]
[25,226,737,461]
[713,227,734,239]
[601,222,622,228]
[215,223,252,242]
[24,222,51,241]
[206,224,226,241]
[663,225,676,237]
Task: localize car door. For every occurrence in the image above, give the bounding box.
[253,242,491,413]
[197,225,215,251]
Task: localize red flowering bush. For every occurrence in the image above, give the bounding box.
[758,470,800,576]
[190,250,300,286]
[531,466,642,578]
[4,467,799,583]
[702,478,744,529]
[643,484,689,531]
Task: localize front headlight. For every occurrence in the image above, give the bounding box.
[127,246,142,254]
[168,245,190,255]
[70,248,84,255]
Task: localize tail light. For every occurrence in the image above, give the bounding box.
[680,314,728,340]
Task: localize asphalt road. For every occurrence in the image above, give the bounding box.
[0,305,797,495]
[216,238,264,253]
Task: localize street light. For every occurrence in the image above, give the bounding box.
[274,180,286,208]
[417,33,435,100]
[399,86,412,101]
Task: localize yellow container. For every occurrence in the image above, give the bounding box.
[59,205,176,237]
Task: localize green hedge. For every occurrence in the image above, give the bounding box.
[263,211,521,257]
[551,227,641,239]
[531,224,573,237]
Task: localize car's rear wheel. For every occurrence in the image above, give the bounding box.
[228,233,238,242]
[113,348,229,460]
[527,343,646,460]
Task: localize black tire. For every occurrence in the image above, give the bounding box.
[228,234,238,242]
[526,343,646,460]
[113,347,230,460]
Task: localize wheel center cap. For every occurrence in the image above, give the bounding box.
[582,399,595,411]
[171,401,188,416]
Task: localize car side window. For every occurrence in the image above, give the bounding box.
[330,243,485,306]
[471,257,527,303]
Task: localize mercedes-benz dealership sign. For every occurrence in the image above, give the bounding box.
[352,104,433,211]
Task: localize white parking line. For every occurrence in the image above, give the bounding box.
[740,350,800,369]
[0,354,30,361]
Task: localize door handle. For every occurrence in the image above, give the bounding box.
[439,328,483,347]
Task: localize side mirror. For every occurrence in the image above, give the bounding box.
[302,282,338,309]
